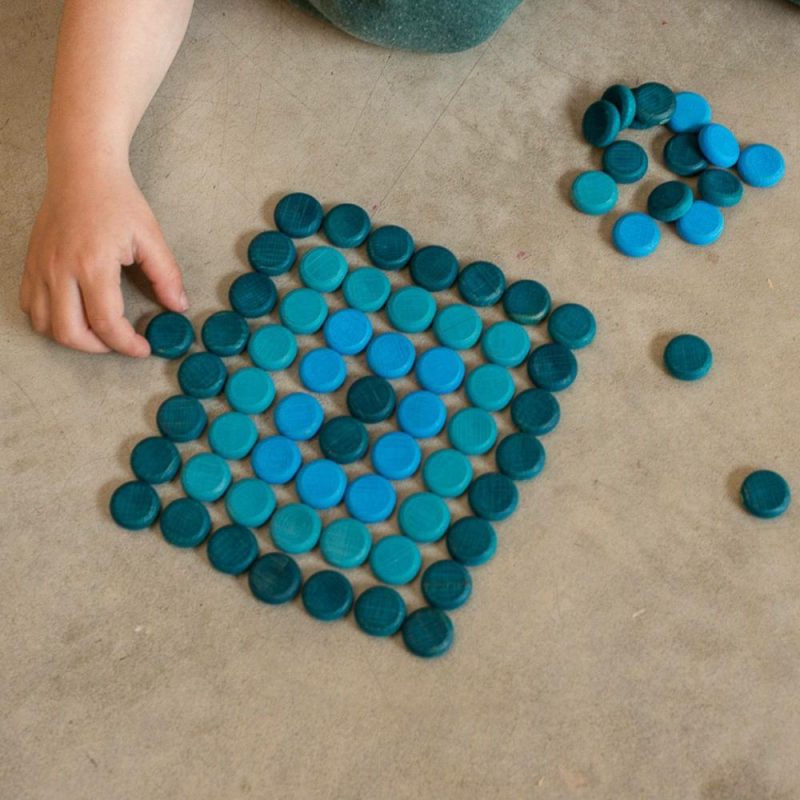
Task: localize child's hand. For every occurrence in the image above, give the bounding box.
[20,161,188,356]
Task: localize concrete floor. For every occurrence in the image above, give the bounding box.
[2,1,799,798]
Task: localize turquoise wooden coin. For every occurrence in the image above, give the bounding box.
[612,212,660,258]
[323,308,372,355]
[423,449,473,498]
[397,390,447,438]
[347,375,396,423]
[664,133,708,177]
[248,552,302,605]
[130,436,180,484]
[446,517,497,566]
[201,310,249,356]
[209,411,258,460]
[110,481,160,530]
[737,143,785,188]
[299,348,347,393]
[647,181,694,222]
[320,518,372,569]
[402,608,454,658]
[633,82,675,127]
[398,492,451,543]
[299,246,348,292]
[228,272,277,318]
[457,261,505,307]
[465,364,515,411]
[366,332,415,379]
[367,224,414,270]
[207,524,259,575]
[369,535,422,585]
[511,388,560,436]
[416,346,465,394]
[274,393,324,440]
[279,287,328,334]
[410,245,459,291]
[372,432,421,480]
[178,352,227,398]
[342,267,391,312]
[448,407,497,455]
[302,571,354,621]
[433,303,483,350]
[355,586,406,637]
[741,470,791,519]
[345,474,396,523]
[496,432,546,480]
[675,201,724,246]
[601,83,636,128]
[668,91,712,133]
[323,202,370,248]
[296,459,347,510]
[145,311,194,359]
[181,452,231,502]
[319,416,369,464]
[602,140,648,183]
[582,99,621,147]
[156,395,207,442]
[547,303,596,349]
[386,286,437,333]
[570,171,618,215]
[247,230,296,275]
[421,560,472,611]
[527,343,578,391]
[270,503,322,553]
[251,436,302,484]
[697,169,743,207]
[274,192,323,238]
[481,320,531,367]
[698,123,740,168]
[502,279,551,325]
[225,478,276,527]
[468,472,519,520]
[159,497,211,548]
[225,366,275,414]
[248,324,297,371]
[663,334,712,381]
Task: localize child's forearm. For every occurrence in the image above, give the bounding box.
[46,0,194,170]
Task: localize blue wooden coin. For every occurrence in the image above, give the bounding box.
[323,308,372,355]
[274,393,324,440]
[570,170,618,215]
[741,470,791,519]
[675,200,724,246]
[228,272,277,318]
[296,459,347,509]
[366,225,414,270]
[633,82,676,127]
[342,267,391,312]
[421,560,472,611]
[737,143,785,188]
[369,535,422,585]
[181,452,231,502]
[402,608,454,658]
[298,246,348,292]
[601,83,636,128]
[372,431,421,480]
[159,497,211,548]
[110,481,160,530]
[612,212,660,258]
[145,311,194,359]
[207,524,259,575]
[698,123,740,168]
[201,310,249,356]
[511,388,560,436]
[355,586,407,637]
[433,304,483,350]
[697,169,743,207]
[386,286,437,333]
[320,518,372,569]
[247,230,296,275]
[423,449,473,498]
[602,140,648,183]
[415,346,465,394]
[481,320,531,367]
[248,552,302,605]
[323,202,371,248]
[468,472,519,521]
[225,366,275,414]
[247,324,297,371]
[302,571,354,621]
[465,364,515,411]
[270,503,322,553]
[319,416,369,464]
[130,436,180,484]
[410,245,459,291]
[279,287,328,334]
[527,343,578,391]
[664,133,708,177]
[663,334,713,381]
[274,192,323,238]
[582,99,621,147]
[347,375,396,423]
[448,407,497,455]
[502,279,551,325]
[345,474,396,523]
[397,390,447,438]
[178,352,227,398]
[398,492,451,543]
[496,432,546,480]
[209,411,258,460]
[224,478,276,527]
[446,517,497,566]
[457,261,505,307]
[647,181,694,222]
[547,303,596,349]
[366,332,415,379]
[668,91,712,133]
[299,348,347,393]
[156,395,207,442]
[251,436,302,484]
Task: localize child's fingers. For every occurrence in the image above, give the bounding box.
[51,280,111,353]
[136,223,188,312]
[19,270,32,314]
[28,283,52,336]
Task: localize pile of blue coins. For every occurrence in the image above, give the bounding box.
[571,82,786,257]
[109,191,598,658]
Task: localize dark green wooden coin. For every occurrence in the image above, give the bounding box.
[130,436,181,484]
[502,279,551,325]
[367,225,414,270]
[145,312,194,359]
[319,416,369,464]
[177,352,227,398]
[247,230,297,275]
[526,343,578,392]
[201,310,250,356]
[110,481,161,530]
[207,524,259,575]
[697,169,744,207]
[496,433,546,480]
[510,388,560,436]
[159,497,211,548]
[468,472,519,521]
[602,140,648,183]
[347,375,396,423]
[457,261,506,307]
[274,192,323,238]
[663,133,708,177]
[323,202,371,248]
[647,181,694,222]
[228,272,277,318]
[421,560,472,611]
[601,84,636,129]
[248,552,302,604]
[547,303,596,349]
[446,517,497,566]
[402,608,454,658]
[302,570,354,621]
[582,100,621,147]
[355,586,407,637]
[633,82,676,127]
[409,245,459,291]
[156,395,207,442]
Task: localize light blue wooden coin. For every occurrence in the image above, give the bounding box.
[741,470,791,519]
[465,364,515,411]
[228,272,277,318]
[270,503,322,553]
[697,169,743,207]
[248,553,302,605]
[547,303,596,349]
[247,324,297,371]
[612,212,660,258]
[582,99,621,147]
[369,535,422,585]
[386,286,437,333]
[402,608,454,658]
[207,524,259,575]
[130,436,180,484]
[247,230,296,275]
[396,390,447,438]
[448,407,497,455]
[675,200,724,246]
[181,452,232,502]
[274,393,324,440]
[526,343,578,391]
[366,332,416,379]
[345,474,396,523]
[279,287,328,334]
[225,366,275,414]
[663,334,713,381]
[322,202,370,248]
[737,143,785,188]
[201,310,249,356]
[423,449,473,498]
[668,91,712,134]
[295,459,348,510]
[302,571,354,621]
[481,320,531,367]
[320,518,372,569]
[415,346,465,394]
[446,517,497,566]
[156,395,207,442]
[299,246,348,292]
[511,388,560,436]
[159,497,211,547]
[274,192,323,238]
[571,170,618,215]
[110,481,160,530]
[250,436,302,484]
[372,431,421,480]
[496,432,546,480]
[468,472,519,521]
[421,560,472,610]
[323,308,372,355]
[299,348,347,393]
[367,225,414,270]
[502,280,551,325]
[224,478,276,527]
[601,84,636,128]
[342,267,391,312]
[433,304,483,350]
[145,311,194,359]
[208,411,258,460]
[355,587,406,637]
[177,352,227,398]
[457,261,506,307]
[698,123,740,168]
[398,492,451,543]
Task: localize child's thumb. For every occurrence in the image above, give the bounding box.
[136,223,188,312]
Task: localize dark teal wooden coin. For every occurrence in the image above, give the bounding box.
[697,169,743,207]
[130,436,181,484]
[633,82,676,127]
[207,524,259,575]
[177,352,227,398]
[496,433,546,480]
[354,586,406,637]
[663,133,708,177]
[366,225,414,270]
[201,310,249,356]
[421,560,472,611]
[302,570,354,621]
[273,192,323,238]
[322,202,371,248]
[145,311,194,359]
[740,470,791,519]
[457,261,506,307]
[511,388,560,436]
[156,395,207,442]
[409,245,459,291]
[663,334,712,381]
[247,230,297,275]
[602,140,648,183]
[248,552,302,604]
[647,181,694,222]
[502,279,551,325]
[601,83,636,128]
[110,481,160,530]
[582,99,621,147]
[468,472,519,521]
[402,608,454,658]
[347,375,396,423]
[547,303,596,349]
[319,416,369,463]
[526,343,578,391]
[159,497,211,548]
[446,517,497,566]
[228,272,277,318]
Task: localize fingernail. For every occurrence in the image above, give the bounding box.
[178,290,189,311]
